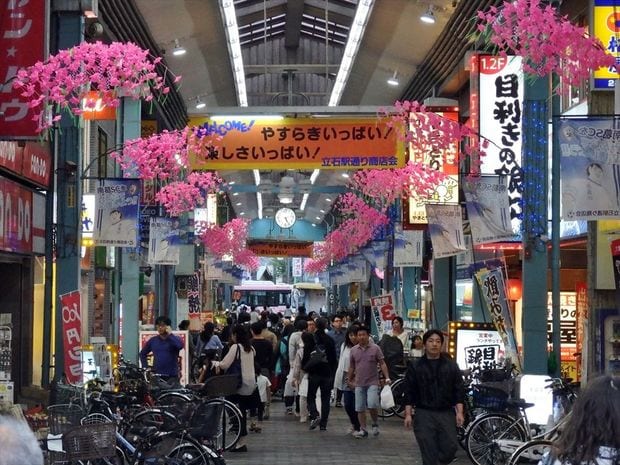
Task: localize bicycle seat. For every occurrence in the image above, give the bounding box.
[506,398,535,410]
[127,424,159,438]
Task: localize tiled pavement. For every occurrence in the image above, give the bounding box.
[223,399,472,465]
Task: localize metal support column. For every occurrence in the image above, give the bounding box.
[431,257,455,330]
[119,99,141,363]
[51,9,83,381]
[521,77,549,374]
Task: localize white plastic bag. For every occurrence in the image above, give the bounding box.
[380,384,395,410]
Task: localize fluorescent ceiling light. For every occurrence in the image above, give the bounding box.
[342,172,350,178]
[387,70,399,86]
[328,0,375,106]
[325,197,332,202]
[279,194,293,204]
[233,192,239,196]
[235,202,242,206]
[310,169,320,184]
[209,115,283,121]
[420,5,436,24]
[239,212,245,216]
[220,1,247,106]
[320,209,325,213]
[257,192,263,219]
[195,97,206,109]
[228,181,235,185]
[300,193,309,211]
[172,39,186,56]
[253,169,260,186]
[315,216,321,220]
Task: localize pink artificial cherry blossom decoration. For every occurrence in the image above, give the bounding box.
[200,218,260,271]
[476,0,615,94]
[13,41,180,133]
[155,171,222,217]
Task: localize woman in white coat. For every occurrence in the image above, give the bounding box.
[212,324,257,452]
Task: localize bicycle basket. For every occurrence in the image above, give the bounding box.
[479,367,512,382]
[62,422,117,461]
[47,404,84,435]
[472,385,509,410]
[189,401,224,440]
[200,374,241,398]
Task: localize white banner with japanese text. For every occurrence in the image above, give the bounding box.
[425,204,466,259]
[463,176,515,244]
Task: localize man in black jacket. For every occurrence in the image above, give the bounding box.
[403,329,465,465]
[306,317,337,431]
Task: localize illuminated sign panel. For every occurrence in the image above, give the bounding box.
[478,55,524,237]
[406,108,460,226]
[188,117,405,170]
[593,0,620,90]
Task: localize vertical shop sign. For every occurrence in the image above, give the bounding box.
[478,55,524,236]
[0,0,46,137]
[187,272,202,331]
[547,292,578,381]
[575,282,588,382]
[60,290,82,384]
[592,1,620,90]
[476,268,522,370]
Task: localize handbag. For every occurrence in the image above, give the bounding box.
[380,384,395,410]
[225,345,242,388]
[302,345,328,373]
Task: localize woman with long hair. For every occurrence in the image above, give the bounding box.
[541,375,619,465]
[292,331,315,423]
[334,324,361,434]
[196,321,224,383]
[211,324,258,452]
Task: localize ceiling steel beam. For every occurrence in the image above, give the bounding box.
[284,0,305,49]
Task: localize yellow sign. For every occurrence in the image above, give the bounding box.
[188,117,405,170]
[593,2,620,89]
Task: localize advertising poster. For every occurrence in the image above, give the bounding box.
[394,229,424,267]
[139,331,189,386]
[475,268,521,370]
[558,117,620,220]
[425,203,466,259]
[94,179,141,247]
[148,217,180,265]
[370,294,396,338]
[60,290,82,384]
[463,176,515,244]
[575,282,588,382]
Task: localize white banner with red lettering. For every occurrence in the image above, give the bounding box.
[60,290,82,384]
[370,293,396,339]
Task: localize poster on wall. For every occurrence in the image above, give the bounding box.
[394,228,424,267]
[60,290,82,384]
[139,331,189,386]
[558,117,620,220]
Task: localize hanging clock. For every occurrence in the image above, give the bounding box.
[275,207,296,228]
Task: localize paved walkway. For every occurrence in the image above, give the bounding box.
[224,399,472,465]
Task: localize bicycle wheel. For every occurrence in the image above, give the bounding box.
[508,439,553,465]
[466,413,528,465]
[128,408,179,434]
[220,399,242,451]
[156,391,194,417]
[166,441,212,465]
[390,378,407,418]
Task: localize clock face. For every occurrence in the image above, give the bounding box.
[275,207,296,228]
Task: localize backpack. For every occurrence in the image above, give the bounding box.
[279,335,290,372]
[302,336,328,373]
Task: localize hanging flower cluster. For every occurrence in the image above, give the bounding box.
[304,193,389,272]
[200,218,260,271]
[13,41,180,133]
[155,171,222,217]
[111,126,221,181]
[477,0,615,93]
[350,160,447,210]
